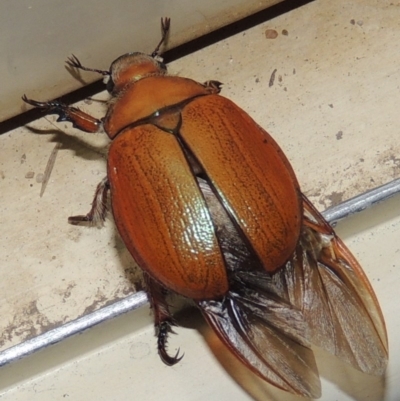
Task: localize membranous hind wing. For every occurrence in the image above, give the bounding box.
[282,196,388,374]
[199,288,321,397]
[198,193,388,398]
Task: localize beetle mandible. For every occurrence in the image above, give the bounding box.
[23,18,388,398]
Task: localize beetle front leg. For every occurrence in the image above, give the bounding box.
[22,95,102,133]
[68,177,109,226]
[144,274,184,366]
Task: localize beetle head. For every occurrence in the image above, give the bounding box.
[66,18,170,96]
[106,52,167,94]
[106,17,170,95]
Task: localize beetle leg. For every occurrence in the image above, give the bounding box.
[66,54,110,76]
[202,80,223,94]
[151,17,171,58]
[144,274,184,366]
[22,95,102,133]
[68,177,109,226]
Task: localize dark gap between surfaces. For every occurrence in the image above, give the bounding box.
[0,0,314,135]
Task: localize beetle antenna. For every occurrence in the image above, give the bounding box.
[66,54,110,76]
[151,17,171,58]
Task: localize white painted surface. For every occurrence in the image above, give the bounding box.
[0,0,281,121]
[0,0,399,399]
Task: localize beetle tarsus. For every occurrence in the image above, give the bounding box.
[157,320,184,366]
[161,17,171,34]
[144,274,184,365]
[68,177,109,226]
[22,95,66,111]
[151,17,171,58]
[66,54,110,76]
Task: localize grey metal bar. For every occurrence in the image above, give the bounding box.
[322,178,400,224]
[0,292,148,367]
[1,178,400,367]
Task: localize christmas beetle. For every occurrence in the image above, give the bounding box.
[23,18,387,398]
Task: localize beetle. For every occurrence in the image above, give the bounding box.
[23,18,388,398]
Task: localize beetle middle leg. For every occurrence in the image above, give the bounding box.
[202,80,223,94]
[22,95,102,133]
[68,177,110,226]
[144,274,183,366]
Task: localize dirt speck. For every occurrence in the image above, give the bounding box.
[269,69,277,87]
[336,131,343,140]
[59,282,77,301]
[25,171,35,179]
[282,29,288,36]
[265,29,278,39]
[0,300,62,348]
[326,191,345,206]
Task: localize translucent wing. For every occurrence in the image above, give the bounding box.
[275,196,388,374]
[199,290,321,397]
[198,183,387,397]
[197,179,320,396]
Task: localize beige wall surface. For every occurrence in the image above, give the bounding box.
[0,0,281,122]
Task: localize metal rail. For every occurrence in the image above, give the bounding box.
[1,178,400,367]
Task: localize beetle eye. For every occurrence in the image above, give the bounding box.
[157,60,167,73]
[106,76,115,93]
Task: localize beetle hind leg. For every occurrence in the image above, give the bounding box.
[68,177,109,226]
[157,320,183,366]
[144,275,184,366]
